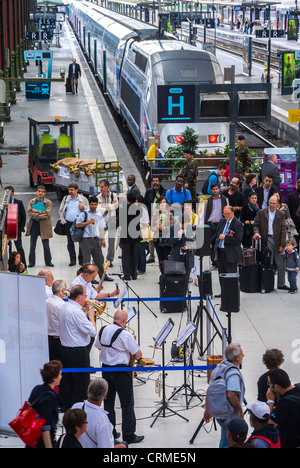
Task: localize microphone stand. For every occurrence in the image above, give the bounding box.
[112,273,157,346]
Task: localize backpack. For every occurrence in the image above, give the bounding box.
[70,210,88,242]
[201,171,218,195]
[207,363,242,419]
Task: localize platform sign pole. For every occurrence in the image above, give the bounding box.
[229,122,236,183]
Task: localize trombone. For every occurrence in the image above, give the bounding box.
[85,299,136,337]
[59,288,135,336]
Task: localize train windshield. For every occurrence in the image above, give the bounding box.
[152,58,222,85]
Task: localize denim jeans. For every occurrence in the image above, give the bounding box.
[216,419,229,448]
[288,270,298,292]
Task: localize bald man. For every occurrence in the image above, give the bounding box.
[38,269,54,298]
[95,310,144,445]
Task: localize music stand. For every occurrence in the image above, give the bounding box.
[150,318,189,427]
[168,322,203,409]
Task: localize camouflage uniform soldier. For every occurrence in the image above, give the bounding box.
[180,148,198,209]
[236,135,251,175]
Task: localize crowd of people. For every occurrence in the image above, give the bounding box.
[6,136,300,448]
[204,344,300,449]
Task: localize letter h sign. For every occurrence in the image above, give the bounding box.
[168,95,184,116]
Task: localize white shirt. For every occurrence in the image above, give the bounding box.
[46,295,65,336]
[72,400,114,448]
[76,209,105,238]
[268,208,276,236]
[59,299,96,347]
[95,323,139,366]
[46,285,53,299]
[70,274,97,301]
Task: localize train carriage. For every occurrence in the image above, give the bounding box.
[68,1,229,156]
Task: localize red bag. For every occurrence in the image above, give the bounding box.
[9,401,46,448]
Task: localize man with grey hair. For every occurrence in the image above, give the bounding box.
[204,343,246,448]
[72,378,126,448]
[46,279,66,360]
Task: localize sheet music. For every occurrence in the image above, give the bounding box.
[114,285,128,308]
[176,322,197,346]
[154,318,175,347]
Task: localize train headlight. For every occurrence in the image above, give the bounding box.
[208,134,226,144]
[175,136,183,144]
[208,135,218,144]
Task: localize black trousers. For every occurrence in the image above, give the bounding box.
[64,220,83,264]
[60,345,91,410]
[48,335,61,361]
[102,366,136,440]
[28,221,52,266]
[121,242,139,278]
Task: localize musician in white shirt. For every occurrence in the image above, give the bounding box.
[59,284,96,410]
[46,279,66,360]
[70,263,119,302]
[95,309,144,445]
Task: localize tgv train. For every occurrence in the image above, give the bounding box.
[68,1,229,156]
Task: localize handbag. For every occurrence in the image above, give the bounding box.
[9,400,46,448]
[54,220,66,236]
[141,225,154,243]
[164,259,186,275]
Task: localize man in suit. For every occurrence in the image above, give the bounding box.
[260,154,282,191]
[126,174,141,199]
[68,58,81,94]
[253,195,288,290]
[255,175,276,209]
[5,185,27,268]
[212,205,243,297]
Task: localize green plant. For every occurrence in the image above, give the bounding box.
[179,127,199,155]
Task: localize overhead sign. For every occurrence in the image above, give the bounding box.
[26,31,53,40]
[25,81,51,100]
[288,108,300,122]
[157,85,196,124]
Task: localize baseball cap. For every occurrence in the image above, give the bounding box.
[225,417,248,437]
[246,401,270,420]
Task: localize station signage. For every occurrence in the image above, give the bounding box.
[26,31,53,40]
[157,85,196,124]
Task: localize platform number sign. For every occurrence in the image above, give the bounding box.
[157,85,195,124]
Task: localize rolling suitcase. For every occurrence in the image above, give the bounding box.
[65,77,72,93]
[239,264,260,293]
[159,274,188,313]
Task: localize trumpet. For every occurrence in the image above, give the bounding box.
[85,299,135,336]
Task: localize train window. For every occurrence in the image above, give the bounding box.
[120,77,140,125]
[180,69,197,78]
[135,53,148,73]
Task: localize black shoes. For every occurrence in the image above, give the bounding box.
[124,434,144,444]
[104,275,114,282]
[46,263,54,267]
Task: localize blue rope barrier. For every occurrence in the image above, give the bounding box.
[62,365,217,373]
